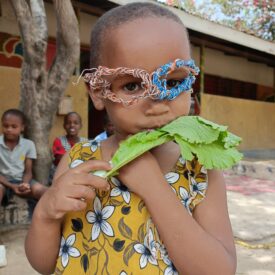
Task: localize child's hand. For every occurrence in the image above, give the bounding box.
[36,160,111,221]
[18,182,31,192]
[13,184,31,195]
[118,151,163,197]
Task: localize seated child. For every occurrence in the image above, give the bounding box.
[52,112,87,169]
[25,3,236,275]
[0,109,47,207]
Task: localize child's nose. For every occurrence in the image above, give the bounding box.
[145,101,170,116]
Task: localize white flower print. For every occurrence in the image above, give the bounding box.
[70,159,84,168]
[163,255,179,275]
[90,140,99,152]
[134,229,158,269]
[82,142,92,147]
[119,271,127,275]
[189,176,207,197]
[179,186,192,214]
[86,197,115,241]
[179,157,186,165]
[59,234,80,268]
[165,172,180,193]
[110,177,131,204]
[200,165,207,174]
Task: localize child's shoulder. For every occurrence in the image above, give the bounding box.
[19,136,35,147]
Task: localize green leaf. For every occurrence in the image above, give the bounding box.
[106,131,171,177]
[162,116,221,144]
[103,116,243,177]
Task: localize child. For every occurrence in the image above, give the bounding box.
[52,112,87,168]
[94,113,114,142]
[25,3,236,275]
[0,109,47,206]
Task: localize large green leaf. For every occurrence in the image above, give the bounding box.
[103,116,243,178]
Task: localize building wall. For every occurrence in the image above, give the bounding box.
[0,0,273,88]
[0,0,98,45]
[0,67,88,146]
[201,93,275,150]
[191,46,273,88]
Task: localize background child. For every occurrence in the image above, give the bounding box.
[25,3,236,275]
[52,112,87,168]
[0,109,47,207]
[94,113,114,142]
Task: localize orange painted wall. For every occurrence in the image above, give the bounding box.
[201,93,275,149]
[0,66,88,146]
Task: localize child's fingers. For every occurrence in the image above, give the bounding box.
[46,196,88,219]
[72,160,112,174]
[64,173,110,190]
[67,184,96,201]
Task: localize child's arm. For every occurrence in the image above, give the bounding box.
[25,152,111,274]
[118,152,236,275]
[0,175,18,190]
[17,158,33,193]
[22,158,33,184]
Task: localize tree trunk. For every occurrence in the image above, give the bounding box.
[9,0,80,184]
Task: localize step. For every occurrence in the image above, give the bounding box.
[227,159,275,181]
[0,196,30,225]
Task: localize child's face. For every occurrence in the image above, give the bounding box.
[90,18,192,139]
[2,114,24,141]
[64,114,82,137]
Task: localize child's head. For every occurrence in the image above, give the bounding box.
[87,2,197,139]
[1,109,25,141]
[63,112,82,137]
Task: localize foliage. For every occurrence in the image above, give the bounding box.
[157,0,274,41]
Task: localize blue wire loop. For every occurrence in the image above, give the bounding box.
[151,59,200,100]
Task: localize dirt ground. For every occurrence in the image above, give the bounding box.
[1,170,275,275]
[0,225,275,275]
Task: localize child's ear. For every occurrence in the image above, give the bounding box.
[89,90,105,110]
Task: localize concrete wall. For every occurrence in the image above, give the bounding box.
[201,93,275,150]
[0,66,89,146]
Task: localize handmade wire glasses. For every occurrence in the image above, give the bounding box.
[83,59,199,106]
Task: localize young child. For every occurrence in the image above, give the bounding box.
[52,112,87,169]
[25,3,236,275]
[94,113,114,142]
[0,109,47,206]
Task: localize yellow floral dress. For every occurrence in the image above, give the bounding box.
[55,140,208,275]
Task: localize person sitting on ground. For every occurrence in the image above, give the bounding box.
[0,109,47,207]
[52,112,87,169]
[94,113,114,142]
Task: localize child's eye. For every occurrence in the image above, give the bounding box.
[123,82,142,93]
[166,79,182,89]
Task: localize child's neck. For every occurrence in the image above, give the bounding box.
[4,136,20,150]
